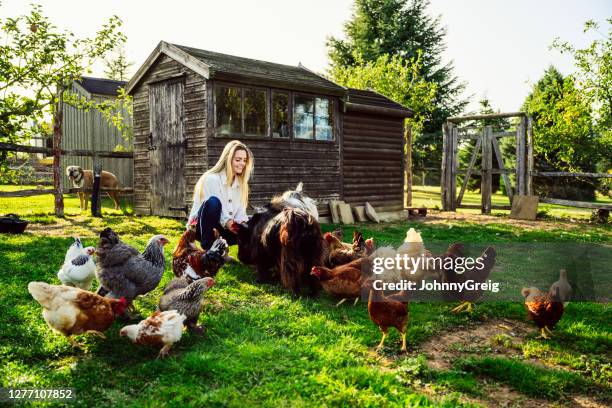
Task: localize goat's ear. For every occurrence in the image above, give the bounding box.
[295,182,303,192]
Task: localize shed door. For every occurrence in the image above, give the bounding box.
[149,79,185,217]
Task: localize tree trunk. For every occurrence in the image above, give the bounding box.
[53,89,64,217]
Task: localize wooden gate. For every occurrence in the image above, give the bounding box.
[149,79,186,217]
[441,112,532,213]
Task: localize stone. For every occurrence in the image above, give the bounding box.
[510,195,539,220]
[364,202,380,223]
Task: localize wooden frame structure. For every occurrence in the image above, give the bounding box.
[441,112,612,215]
[441,112,531,213]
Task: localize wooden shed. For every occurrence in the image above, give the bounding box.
[61,77,133,189]
[126,41,413,220]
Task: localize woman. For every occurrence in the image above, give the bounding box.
[187,140,254,250]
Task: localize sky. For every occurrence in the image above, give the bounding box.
[1,0,610,113]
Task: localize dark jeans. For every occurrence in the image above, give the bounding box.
[195,196,238,250]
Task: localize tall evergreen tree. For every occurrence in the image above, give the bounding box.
[328,0,468,165]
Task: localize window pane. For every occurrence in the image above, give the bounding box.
[215,86,242,134]
[272,92,289,138]
[315,97,334,141]
[244,88,267,135]
[293,95,314,139]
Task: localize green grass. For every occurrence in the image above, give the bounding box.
[0,187,610,406]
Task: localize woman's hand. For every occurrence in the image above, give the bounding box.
[226,220,241,234]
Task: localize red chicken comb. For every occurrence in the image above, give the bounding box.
[190,218,198,226]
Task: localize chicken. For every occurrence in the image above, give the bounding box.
[172,224,203,278]
[311,257,369,306]
[95,228,169,309]
[28,281,127,347]
[120,310,186,358]
[173,227,228,281]
[365,279,409,353]
[184,235,228,280]
[436,244,497,313]
[158,276,214,334]
[395,228,433,282]
[549,269,572,305]
[323,230,375,267]
[522,286,565,339]
[57,240,96,290]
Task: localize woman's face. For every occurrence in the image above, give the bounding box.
[231,149,248,175]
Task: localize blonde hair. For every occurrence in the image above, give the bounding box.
[193,140,253,207]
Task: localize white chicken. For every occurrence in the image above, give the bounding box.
[395,228,433,282]
[58,238,96,290]
[549,269,573,306]
[120,310,186,358]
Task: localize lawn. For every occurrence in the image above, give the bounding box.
[0,188,610,407]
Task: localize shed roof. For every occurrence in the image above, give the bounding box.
[126,41,345,95]
[77,77,127,97]
[345,88,414,118]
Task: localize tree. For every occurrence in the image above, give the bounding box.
[1,4,127,216]
[552,18,612,131]
[330,51,436,134]
[104,47,134,81]
[522,66,602,200]
[327,0,468,168]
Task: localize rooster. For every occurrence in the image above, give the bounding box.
[95,228,168,315]
[120,310,186,358]
[173,227,228,281]
[436,244,497,313]
[522,286,564,339]
[323,230,374,267]
[365,279,409,353]
[158,276,214,334]
[28,282,127,347]
[57,238,96,290]
[311,257,369,306]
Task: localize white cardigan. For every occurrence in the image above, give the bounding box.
[187,170,249,228]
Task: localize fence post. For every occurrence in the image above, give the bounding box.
[441,122,450,211]
[481,126,493,214]
[516,116,527,195]
[91,158,102,218]
[404,124,413,208]
[526,115,534,195]
[450,125,458,211]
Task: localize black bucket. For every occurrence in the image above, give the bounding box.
[0,214,29,234]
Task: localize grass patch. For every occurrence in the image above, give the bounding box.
[0,187,610,406]
[454,356,610,401]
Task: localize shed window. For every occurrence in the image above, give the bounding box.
[244,88,266,135]
[215,85,242,134]
[272,92,289,138]
[315,97,333,141]
[293,95,334,140]
[293,96,314,139]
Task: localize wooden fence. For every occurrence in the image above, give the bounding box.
[440,112,611,216]
[0,142,133,216]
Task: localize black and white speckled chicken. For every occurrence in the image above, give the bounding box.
[158,276,214,334]
[184,235,228,281]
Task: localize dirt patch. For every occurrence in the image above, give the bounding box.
[416,318,531,370]
[411,210,595,232]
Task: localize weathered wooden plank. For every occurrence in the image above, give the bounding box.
[490,135,513,204]
[456,137,482,207]
[0,189,56,197]
[538,197,612,210]
[481,126,493,214]
[448,112,526,122]
[0,142,133,158]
